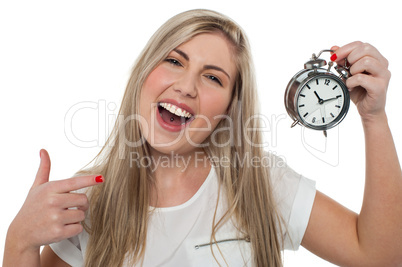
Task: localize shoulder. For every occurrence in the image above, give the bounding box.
[263,151,301,186]
[263,150,316,200]
[263,151,317,250]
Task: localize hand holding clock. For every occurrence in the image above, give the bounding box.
[302,42,402,266]
[330,42,391,122]
[284,41,390,131]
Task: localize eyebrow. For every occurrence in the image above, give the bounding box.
[173,48,189,61]
[203,65,231,80]
[172,48,231,80]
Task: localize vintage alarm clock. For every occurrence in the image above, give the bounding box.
[284,50,351,136]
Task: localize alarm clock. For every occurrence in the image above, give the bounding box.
[284,49,351,136]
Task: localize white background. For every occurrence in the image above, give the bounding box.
[1,1,401,266]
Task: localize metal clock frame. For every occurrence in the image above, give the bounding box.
[284,50,351,136]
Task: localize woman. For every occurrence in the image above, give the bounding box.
[4,9,402,267]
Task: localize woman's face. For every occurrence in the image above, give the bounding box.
[139,32,237,155]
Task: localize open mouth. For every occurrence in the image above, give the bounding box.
[157,102,194,126]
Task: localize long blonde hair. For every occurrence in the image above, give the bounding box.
[76,9,283,266]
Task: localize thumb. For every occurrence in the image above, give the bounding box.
[32,149,51,188]
[331,45,340,52]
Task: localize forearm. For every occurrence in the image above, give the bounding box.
[3,224,41,267]
[357,112,402,263]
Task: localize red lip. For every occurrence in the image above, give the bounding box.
[158,98,195,115]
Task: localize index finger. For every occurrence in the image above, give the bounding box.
[331,41,387,66]
[51,175,104,193]
[330,41,362,66]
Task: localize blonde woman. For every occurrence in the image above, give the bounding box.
[4,9,402,267]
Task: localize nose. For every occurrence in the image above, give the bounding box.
[173,72,197,98]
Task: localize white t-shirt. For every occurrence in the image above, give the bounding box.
[50,154,316,266]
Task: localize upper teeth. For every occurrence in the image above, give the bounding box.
[159,103,193,118]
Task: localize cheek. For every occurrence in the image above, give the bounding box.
[140,66,172,113]
[186,90,231,146]
[142,66,174,98]
[205,90,231,113]
[199,89,232,126]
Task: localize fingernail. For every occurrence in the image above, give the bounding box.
[330,53,337,61]
[95,175,104,183]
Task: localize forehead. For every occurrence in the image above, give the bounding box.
[176,32,235,57]
[174,32,237,75]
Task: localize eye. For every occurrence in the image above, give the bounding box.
[205,75,222,86]
[164,58,182,67]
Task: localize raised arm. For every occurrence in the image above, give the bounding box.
[301,41,402,266]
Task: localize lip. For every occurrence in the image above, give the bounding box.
[158,98,195,116]
[155,99,195,132]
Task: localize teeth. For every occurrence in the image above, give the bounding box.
[159,103,193,118]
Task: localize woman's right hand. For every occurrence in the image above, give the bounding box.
[5,149,103,257]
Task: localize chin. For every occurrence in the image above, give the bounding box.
[145,134,208,156]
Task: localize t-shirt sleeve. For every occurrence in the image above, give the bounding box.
[267,152,316,251]
[49,234,85,267]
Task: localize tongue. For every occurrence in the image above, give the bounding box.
[160,109,186,126]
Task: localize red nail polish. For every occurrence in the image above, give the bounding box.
[95,175,104,183]
[330,53,337,61]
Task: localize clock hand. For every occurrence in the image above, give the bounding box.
[322,95,342,103]
[314,91,324,104]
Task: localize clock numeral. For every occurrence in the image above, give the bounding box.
[324,79,330,86]
[312,117,316,123]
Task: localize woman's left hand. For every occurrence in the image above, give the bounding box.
[303,42,402,267]
[331,41,391,122]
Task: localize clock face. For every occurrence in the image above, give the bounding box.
[297,75,348,129]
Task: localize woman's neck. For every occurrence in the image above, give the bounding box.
[148,147,211,207]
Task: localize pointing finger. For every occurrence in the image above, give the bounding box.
[50,175,104,193]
